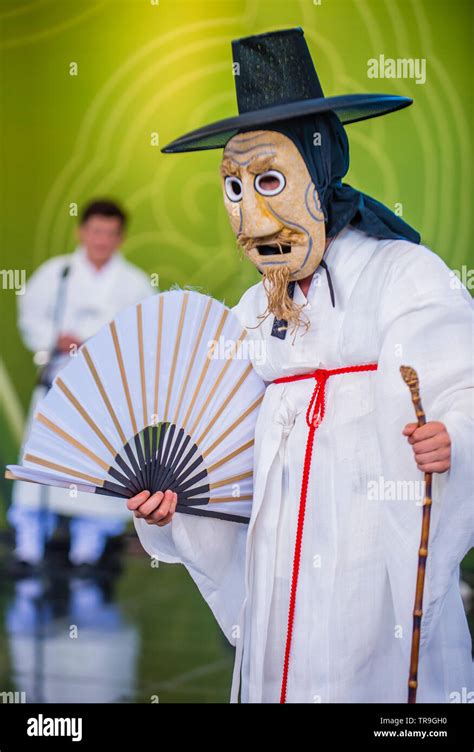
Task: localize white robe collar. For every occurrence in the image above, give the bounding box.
[292,226,379,310]
[72,245,122,277]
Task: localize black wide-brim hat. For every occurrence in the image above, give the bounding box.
[162,27,413,154]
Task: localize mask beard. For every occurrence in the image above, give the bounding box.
[260,266,309,334]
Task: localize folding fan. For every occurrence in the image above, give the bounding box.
[6,290,265,524]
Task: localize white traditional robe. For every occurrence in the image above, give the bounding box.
[134,227,473,703]
[13,245,153,519]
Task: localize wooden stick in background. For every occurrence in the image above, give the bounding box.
[400,365,433,704]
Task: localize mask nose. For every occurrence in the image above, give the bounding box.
[240,184,282,240]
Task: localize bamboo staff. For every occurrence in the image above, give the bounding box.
[400,365,433,704]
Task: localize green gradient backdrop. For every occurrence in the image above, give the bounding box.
[0,0,472,504]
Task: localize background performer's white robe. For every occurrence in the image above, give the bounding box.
[13,245,153,519]
[134,227,473,703]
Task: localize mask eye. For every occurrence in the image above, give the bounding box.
[255,170,285,196]
[224,176,243,202]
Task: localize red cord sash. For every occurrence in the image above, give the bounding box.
[272,363,378,703]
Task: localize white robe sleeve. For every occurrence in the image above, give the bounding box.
[133,513,247,644]
[18,257,67,353]
[374,246,474,655]
[120,262,155,306]
[131,291,255,646]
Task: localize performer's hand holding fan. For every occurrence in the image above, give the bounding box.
[6,290,265,524]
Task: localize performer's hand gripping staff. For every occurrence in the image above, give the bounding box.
[400,366,451,704]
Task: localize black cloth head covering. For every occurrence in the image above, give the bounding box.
[235,111,420,338]
[252,111,421,244]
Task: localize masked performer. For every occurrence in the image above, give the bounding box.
[129,29,473,703]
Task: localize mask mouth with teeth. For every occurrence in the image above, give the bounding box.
[257,242,291,255]
[221,129,326,332]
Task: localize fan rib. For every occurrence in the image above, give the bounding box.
[137,306,152,488]
[174,465,208,493]
[107,465,142,494]
[153,423,176,491]
[81,346,127,444]
[6,469,99,495]
[174,454,204,489]
[205,439,254,472]
[24,453,104,486]
[196,362,253,445]
[35,412,110,471]
[209,470,253,489]
[157,428,189,492]
[113,453,143,495]
[56,378,117,456]
[189,330,246,437]
[122,443,148,493]
[209,495,252,503]
[174,506,250,524]
[110,320,138,435]
[169,431,191,478]
[143,429,152,490]
[201,395,263,456]
[181,308,229,430]
[170,441,199,487]
[171,297,212,426]
[150,424,158,462]
[177,483,211,500]
[153,296,164,419]
[164,293,189,422]
[149,422,169,492]
[132,434,148,490]
[100,481,131,498]
[137,304,148,426]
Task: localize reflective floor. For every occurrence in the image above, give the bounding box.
[0,527,472,704]
[0,529,234,704]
